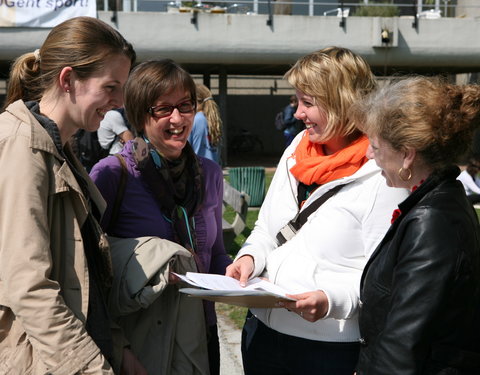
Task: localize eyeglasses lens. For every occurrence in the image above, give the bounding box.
[150,101,194,118]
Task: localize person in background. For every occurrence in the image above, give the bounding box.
[188,83,222,164]
[351,76,480,375]
[0,16,144,374]
[226,46,408,375]
[98,107,135,155]
[90,59,231,375]
[282,94,304,147]
[457,155,480,205]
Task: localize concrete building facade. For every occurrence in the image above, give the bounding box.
[1,1,479,159]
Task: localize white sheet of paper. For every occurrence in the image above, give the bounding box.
[173,272,292,297]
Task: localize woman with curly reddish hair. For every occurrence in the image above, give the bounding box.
[352,76,480,374]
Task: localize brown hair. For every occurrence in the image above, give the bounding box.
[196,83,222,147]
[351,76,480,168]
[284,46,376,142]
[124,59,196,133]
[4,16,136,110]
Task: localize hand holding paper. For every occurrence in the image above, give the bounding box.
[225,254,254,286]
[176,272,296,308]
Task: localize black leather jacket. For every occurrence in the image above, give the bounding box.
[356,166,480,375]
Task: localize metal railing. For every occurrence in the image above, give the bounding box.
[101,0,475,18]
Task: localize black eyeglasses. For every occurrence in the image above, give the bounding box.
[147,100,195,119]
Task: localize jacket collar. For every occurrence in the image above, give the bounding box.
[7,100,63,157]
[396,165,460,220]
[360,165,461,288]
[6,100,106,216]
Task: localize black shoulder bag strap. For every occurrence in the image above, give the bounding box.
[276,184,346,246]
[107,153,128,233]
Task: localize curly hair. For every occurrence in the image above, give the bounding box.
[350,76,480,168]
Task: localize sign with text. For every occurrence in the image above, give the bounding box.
[0,0,96,27]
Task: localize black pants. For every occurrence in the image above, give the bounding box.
[208,324,220,375]
[241,312,359,375]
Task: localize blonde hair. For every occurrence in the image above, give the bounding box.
[196,83,222,147]
[351,76,480,168]
[284,46,376,142]
[4,16,135,110]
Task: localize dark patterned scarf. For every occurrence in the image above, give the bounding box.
[132,137,205,269]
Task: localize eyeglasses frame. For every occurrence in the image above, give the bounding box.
[147,100,196,119]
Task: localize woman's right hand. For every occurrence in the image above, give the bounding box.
[225,255,254,287]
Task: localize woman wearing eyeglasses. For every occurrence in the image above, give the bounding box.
[90,59,231,375]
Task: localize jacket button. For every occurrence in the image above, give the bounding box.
[359,337,367,346]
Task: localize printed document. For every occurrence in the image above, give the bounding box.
[175,272,296,307]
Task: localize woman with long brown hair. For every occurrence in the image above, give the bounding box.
[0,16,144,374]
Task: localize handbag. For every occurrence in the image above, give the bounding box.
[276,184,346,245]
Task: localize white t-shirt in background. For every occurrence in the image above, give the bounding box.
[457,169,480,195]
[98,109,130,155]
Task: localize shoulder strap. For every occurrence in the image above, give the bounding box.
[108,153,128,233]
[292,183,346,230]
[276,183,346,246]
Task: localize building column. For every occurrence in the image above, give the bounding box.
[203,73,211,89]
[218,66,228,167]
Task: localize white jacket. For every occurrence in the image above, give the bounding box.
[236,132,408,342]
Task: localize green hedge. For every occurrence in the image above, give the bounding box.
[353,1,399,17]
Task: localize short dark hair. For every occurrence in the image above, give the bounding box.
[124,59,196,133]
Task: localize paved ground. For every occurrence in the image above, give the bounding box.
[217,153,276,375]
[217,310,244,375]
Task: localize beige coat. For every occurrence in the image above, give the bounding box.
[108,236,210,375]
[0,101,115,374]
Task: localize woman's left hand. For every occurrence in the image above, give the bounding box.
[279,290,329,322]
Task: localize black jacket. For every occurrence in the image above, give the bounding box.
[356,166,480,375]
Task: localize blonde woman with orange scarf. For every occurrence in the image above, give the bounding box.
[226,47,408,375]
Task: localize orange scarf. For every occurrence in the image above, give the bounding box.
[290,134,369,186]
